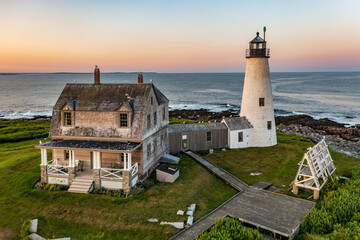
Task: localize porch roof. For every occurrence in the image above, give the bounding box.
[36,139,141,152]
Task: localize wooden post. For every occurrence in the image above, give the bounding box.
[128,153,132,170]
[124,153,127,170]
[314,189,320,200]
[293,185,298,195]
[41,149,47,166]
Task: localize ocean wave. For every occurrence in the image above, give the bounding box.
[0,111,52,119]
[194,89,233,94]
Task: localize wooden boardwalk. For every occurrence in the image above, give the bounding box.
[170,151,316,240]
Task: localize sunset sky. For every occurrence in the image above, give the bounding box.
[1,0,359,73]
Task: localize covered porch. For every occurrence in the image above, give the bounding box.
[36,139,142,192]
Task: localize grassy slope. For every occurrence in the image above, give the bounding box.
[0,122,236,240]
[206,132,360,194]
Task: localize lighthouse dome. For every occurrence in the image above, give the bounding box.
[246,32,269,58]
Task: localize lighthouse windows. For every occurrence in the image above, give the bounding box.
[267,121,272,130]
[259,98,265,107]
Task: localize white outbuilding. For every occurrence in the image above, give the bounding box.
[221,117,253,149]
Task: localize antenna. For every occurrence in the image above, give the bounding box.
[263,26,266,41]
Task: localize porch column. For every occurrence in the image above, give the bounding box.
[123,153,127,170]
[68,150,76,184]
[41,149,47,166]
[40,149,48,183]
[93,151,101,189]
[128,153,132,171]
[69,150,75,167]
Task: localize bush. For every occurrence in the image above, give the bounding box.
[19,219,31,240]
[196,218,264,240]
[301,168,360,237]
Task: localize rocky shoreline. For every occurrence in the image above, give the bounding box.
[2,109,359,158]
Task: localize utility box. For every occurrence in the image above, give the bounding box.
[156,164,179,183]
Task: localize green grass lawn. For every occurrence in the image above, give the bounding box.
[169,118,196,124]
[0,121,237,240]
[205,132,360,195]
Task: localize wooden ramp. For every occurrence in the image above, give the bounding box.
[171,151,316,240]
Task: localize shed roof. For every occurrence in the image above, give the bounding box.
[36,139,141,152]
[157,164,179,175]
[53,83,168,111]
[168,123,227,133]
[222,117,253,131]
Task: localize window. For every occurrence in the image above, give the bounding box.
[147,143,151,159]
[64,112,72,126]
[267,121,272,130]
[153,139,157,153]
[151,96,153,105]
[161,134,164,145]
[120,153,125,162]
[147,114,151,129]
[154,111,157,126]
[259,98,265,107]
[65,150,70,160]
[119,113,128,127]
[206,131,212,142]
[182,134,188,149]
[238,132,243,142]
[162,107,166,121]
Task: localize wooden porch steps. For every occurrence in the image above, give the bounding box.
[68,178,94,194]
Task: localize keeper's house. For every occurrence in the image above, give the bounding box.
[36,67,169,193]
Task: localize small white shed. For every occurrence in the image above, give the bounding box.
[221,117,253,149]
[156,164,179,183]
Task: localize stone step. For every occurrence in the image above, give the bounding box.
[68,179,93,194]
[73,178,93,183]
[68,188,89,194]
[69,184,91,189]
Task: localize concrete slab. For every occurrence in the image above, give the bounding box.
[29,233,45,240]
[30,219,38,233]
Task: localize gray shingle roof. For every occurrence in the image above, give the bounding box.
[222,117,253,131]
[169,123,227,133]
[54,83,168,111]
[37,139,140,152]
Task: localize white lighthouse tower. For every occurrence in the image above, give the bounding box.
[240,27,277,147]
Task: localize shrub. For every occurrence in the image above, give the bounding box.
[19,219,31,240]
[44,184,51,190]
[196,218,264,240]
[301,167,360,237]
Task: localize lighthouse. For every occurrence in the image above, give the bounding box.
[240,27,277,147]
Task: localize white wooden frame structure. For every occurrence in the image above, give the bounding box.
[293,138,336,199]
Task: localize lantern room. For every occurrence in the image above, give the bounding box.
[246,27,270,58]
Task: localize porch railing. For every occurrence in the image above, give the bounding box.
[47,159,69,176]
[100,168,124,179]
[131,162,138,176]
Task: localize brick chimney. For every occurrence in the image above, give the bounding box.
[94,65,100,85]
[138,72,143,83]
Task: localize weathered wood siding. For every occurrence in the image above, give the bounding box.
[169,129,228,155]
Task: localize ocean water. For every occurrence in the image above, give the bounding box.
[0,72,359,125]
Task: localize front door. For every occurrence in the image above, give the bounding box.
[182,134,188,150]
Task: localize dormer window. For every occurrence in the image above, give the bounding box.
[64,112,72,126]
[119,113,129,128]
